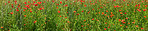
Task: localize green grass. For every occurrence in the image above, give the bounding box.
[0,0,148,31]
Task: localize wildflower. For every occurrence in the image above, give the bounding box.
[143,9,147,11]
[92,18,94,20]
[58,11,60,13]
[84,5,86,7]
[81,10,84,12]
[74,11,76,13]
[16,10,19,11]
[35,4,38,6]
[84,20,86,21]
[77,13,79,15]
[1,27,3,29]
[104,28,106,30]
[144,16,146,18]
[24,15,26,17]
[10,12,13,14]
[24,2,26,4]
[119,10,121,12]
[65,5,68,6]
[60,1,62,4]
[34,21,37,23]
[24,24,26,26]
[141,28,143,29]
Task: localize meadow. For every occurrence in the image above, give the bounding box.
[0,0,148,31]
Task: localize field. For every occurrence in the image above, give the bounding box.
[0,0,148,31]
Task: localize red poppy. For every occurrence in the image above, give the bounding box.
[16,10,19,11]
[119,10,121,12]
[30,11,32,12]
[92,18,94,20]
[104,28,106,30]
[74,11,76,13]
[143,9,147,11]
[58,11,60,13]
[24,15,26,17]
[10,12,13,14]
[84,5,86,7]
[126,18,128,19]
[123,0,125,1]
[24,24,26,26]
[92,9,94,10]
[77,13,79,15]
[8,1,10,3]
[52,1,54,2]
[65,5,68,6]
[35,4,38,6]
[81,10,84,12]
[65,17,67,18]
[81,25,83,27]
[24,2,26,4]
[60,1,62,4]
[124,12,127,14]
[145,5,147,7]
[122,22,125,24]
[1,27,3,29]
[23,8,27,10]
[144,16,146,18]
[114,6,116,8]
[84,20,86,21]
[141,28,143,29]
[57,7,58,9]
[34,21,37,23]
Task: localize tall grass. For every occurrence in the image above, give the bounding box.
[0,0,148,31]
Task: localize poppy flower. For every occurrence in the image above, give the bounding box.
[8,1,10,3]
[122,22,125,24]
[92,9,94,10]
[34,21,37,23]
[81,10,84,12]
[30,11,32,12]
[16,10,19,11]
[59,15,62,17]
[35,4,38,6]
[65,5,68,6]
[60,1,62,4]
[143,9,147,11]
[92,18,94,20]
[10,12,13,14]
[84,5,86,7]
[145,5,147,7]
[24,2,27,4]
[84,20,86,21]
[141,28,143,29]
[58,11,60,13]
[144,16,146,18]
[136,25,138,27]
[104,28,106,30]
[1,27,3,29]
[24,24,26,26]
[77,13,79,15]
[81,25,83,27]
[123,0,125,1]
[65,17,67,18]
[52,1,54,2]
[119,10,121,12]
[24,15,26,17]
[124,12,127,14]
[67,21,70,23]
[74,11,76,13]
[114,6,116,8]
[114,0,116,1]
